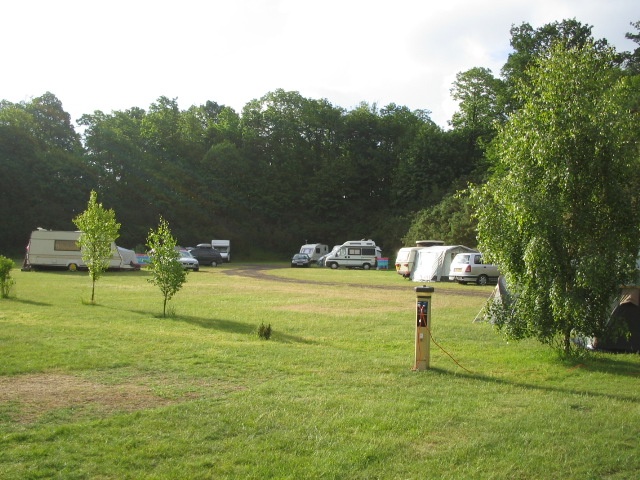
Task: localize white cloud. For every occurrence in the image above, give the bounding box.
[1,0,637,127]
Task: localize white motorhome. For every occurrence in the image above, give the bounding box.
[211,239,231,262]
[324,240,378,270]
[23,229,139,271]
[299,243,329,263]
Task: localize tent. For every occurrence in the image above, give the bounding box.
[474,276,511,323]
[592,287,640,353]
[411,245,476,282]
[475,281,640,353]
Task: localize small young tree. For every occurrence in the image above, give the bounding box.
[73,190,121,303]
[146,217,187,317]
[0,255,16,298]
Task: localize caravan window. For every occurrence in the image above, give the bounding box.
[54,240,80,251]
[347,247,361,255]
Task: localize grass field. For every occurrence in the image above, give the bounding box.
[1,263,639,479]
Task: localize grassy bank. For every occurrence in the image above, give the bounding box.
[1,264,638,479]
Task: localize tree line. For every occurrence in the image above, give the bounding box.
[1,19,638,260]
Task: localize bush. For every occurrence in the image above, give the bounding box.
[257,322,272,340]
[0,256,16,298]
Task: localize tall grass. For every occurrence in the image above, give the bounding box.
[0,264,638,479]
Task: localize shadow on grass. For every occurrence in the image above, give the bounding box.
[109,306,315,345]
[428,362,640,403]
[4,297,53,307]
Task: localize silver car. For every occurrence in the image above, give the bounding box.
[175,248,199,271]
[449,252,499,285]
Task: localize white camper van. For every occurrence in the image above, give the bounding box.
[211,239,231,262]
[299,243,329,263]
[324,240,378,270]
[23,229,139,271]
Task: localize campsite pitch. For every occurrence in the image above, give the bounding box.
[1,263,639,479]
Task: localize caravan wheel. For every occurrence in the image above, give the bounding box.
[362,263,371,270]
[68,263,78,272]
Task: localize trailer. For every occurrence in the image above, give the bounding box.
[22,229,139,271]
[211,239,231,262]
[299,243,329,263]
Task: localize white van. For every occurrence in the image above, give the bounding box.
[299,243,329,263]
[23,229,139,271]
[324,240,378,270]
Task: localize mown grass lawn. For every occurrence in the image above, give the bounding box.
[0,263,638,479]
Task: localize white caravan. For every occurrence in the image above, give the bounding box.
[299,243,329,263]
[324,240,378,270]
[395,241,445,278]
[394,247,422,278]
[211,239,231,262]
[23,229,139,271]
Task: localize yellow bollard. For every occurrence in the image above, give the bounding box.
[414,286,434,371]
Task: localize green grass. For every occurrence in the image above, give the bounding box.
[1,264,639,479]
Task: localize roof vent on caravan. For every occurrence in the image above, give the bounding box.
[415,240,445,248]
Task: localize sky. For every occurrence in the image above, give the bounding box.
[2,0,638,128]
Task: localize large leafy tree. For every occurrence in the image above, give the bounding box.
[621,20,640,74]
[473,41,640,353]
[402,192,478,248]
[450,67,504,166]
[73,190,121,303]
[501,19,611,114]
[0,95,90,252]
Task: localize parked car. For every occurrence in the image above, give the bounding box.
[448,252,499,285]
[187,244,224,267]
[175,248,199,271]
[291,253,312,268]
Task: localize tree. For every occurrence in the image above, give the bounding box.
[501,19,611,113]
[403,192,478,248]
[146,217,187,317]
[621,20,640,74]
[450,67,504,164]
[0,255,15,298]
[73,190,121,303]
[472,41,640,354]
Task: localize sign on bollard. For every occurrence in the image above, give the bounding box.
[414,286,434,371]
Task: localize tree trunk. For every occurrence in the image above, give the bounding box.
[563,329,572,354]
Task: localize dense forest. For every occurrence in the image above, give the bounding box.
[1,19,638,259]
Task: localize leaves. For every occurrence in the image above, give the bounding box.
[473,41,640,352]
[73,191,121,303]
[146,217,187,317]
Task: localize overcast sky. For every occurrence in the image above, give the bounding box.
[2,0,638,128]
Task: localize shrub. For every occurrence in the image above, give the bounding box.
[257,322,272,340]
[0,256,16,298]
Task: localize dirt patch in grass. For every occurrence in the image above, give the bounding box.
[222,264,492,298]
[0,373,181,423]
